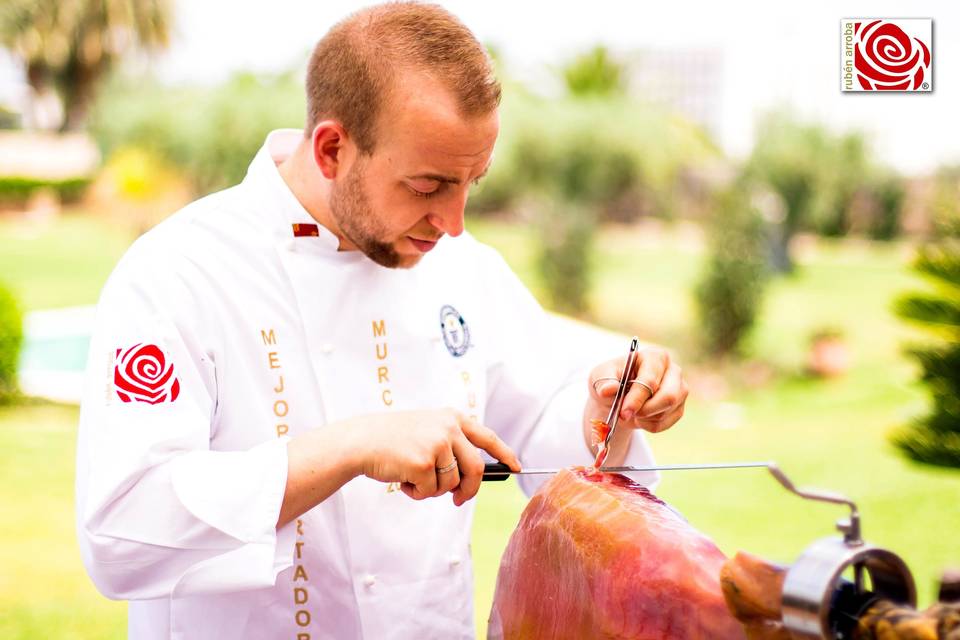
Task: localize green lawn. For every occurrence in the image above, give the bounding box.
[0,214,134,311]
[1,214,958,639]
[0,403,126,640]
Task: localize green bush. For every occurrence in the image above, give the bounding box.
[929,166,960,238]
[0,176,91,205]
[467,82,718,221]
[867,173,906,241]
[695,181,771,356]
[746,111,895,270]
[0,104,20,129]
[562,46,626,98]
[90,71,306,195]
[535,199,596,317]
[508,107,675,318]
[0,283,23,403]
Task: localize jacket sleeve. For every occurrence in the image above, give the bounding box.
[477,246,660,497]
[76,248,295,600]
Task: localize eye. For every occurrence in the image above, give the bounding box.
[407,183,441,199]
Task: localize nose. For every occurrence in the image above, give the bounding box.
[425,189,468,237]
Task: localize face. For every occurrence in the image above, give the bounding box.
[328,73,499,269]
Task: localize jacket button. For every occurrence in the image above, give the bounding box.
[449,556,461,567]
[362,574,376,588]
[321,343,334,354]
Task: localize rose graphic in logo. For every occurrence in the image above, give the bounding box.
[854,20,931,90]
[114,343,181,404]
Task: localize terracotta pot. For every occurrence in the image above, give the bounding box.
[808,335,851,378]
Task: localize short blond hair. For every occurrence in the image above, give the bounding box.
[305,2,501,152]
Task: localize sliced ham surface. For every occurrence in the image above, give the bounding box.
[489,468,747,640]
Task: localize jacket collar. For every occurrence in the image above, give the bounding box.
[243,129,343,253]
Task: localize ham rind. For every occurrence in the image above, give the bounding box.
[488,468,747,640]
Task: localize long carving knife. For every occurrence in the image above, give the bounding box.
[481,461,772,481]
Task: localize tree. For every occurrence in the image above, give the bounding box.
[514,133,639,317]
[892,169,960,469]
[562,46,626,98]
[694,180,771,356]
[0,0,172,131]
[746,112,872,272]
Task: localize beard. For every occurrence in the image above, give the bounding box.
[328,158,406,269]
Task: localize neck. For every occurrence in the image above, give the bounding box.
[277,142,342,242]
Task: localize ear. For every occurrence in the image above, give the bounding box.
[310,120,350,180]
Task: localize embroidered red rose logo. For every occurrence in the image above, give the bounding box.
[854,20,931,90]
[114,343,181,404]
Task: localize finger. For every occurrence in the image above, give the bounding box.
[450,433,484,507]
[588,360,623,401]
[403,457,439,500]
[635,362,686,419]
[621,350,669,420]
[633,402,685,434]
[459,413,521,472]
[435,448,461,497]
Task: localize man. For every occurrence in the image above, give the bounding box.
[76,3,688,638]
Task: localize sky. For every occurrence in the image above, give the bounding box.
[6,1,960,175]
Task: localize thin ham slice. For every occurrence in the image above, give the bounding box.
[488,468,747,640]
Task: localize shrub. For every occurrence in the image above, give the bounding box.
[892,239,960,469]
[562,46,626,98]
[90,71,305,196]
[0,176,91,205]
[695,182,771,356]
[746,111,880,271]
[0,283,23,403]
[466,83,718,221]
[930,166,960,238]
[867,173,906,241]
[535,199,596,317]
[513,121,652,318]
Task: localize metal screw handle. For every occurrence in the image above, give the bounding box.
[766,463,862,545]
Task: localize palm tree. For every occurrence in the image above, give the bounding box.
[0,0,172,131]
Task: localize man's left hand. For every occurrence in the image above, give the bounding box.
[587,346,688,434]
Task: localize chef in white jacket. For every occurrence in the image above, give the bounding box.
[76,3,689,639]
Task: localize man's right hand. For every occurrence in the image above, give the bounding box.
[279,409,520,528]
[344,408,520,506]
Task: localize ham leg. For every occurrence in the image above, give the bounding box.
[489,468,747,640]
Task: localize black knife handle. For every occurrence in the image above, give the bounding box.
[482,462,512,481]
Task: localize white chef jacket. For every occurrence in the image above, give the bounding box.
[76,129,659,640]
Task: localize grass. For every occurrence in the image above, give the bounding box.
[1,213,959,639]
[0,213,134,311]
[0,402,126,640]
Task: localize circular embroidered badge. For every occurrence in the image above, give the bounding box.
[439,305,470,357]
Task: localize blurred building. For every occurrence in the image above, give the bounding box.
[625,48,724,138]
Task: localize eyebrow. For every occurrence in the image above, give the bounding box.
[406,162,492,185]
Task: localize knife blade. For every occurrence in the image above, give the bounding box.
[482,461,772,481]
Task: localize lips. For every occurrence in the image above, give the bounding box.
[408,237,439,253]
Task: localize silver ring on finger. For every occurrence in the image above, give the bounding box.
[436,458,458,474]
[592,376,620,394]
[628,379,656,396]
